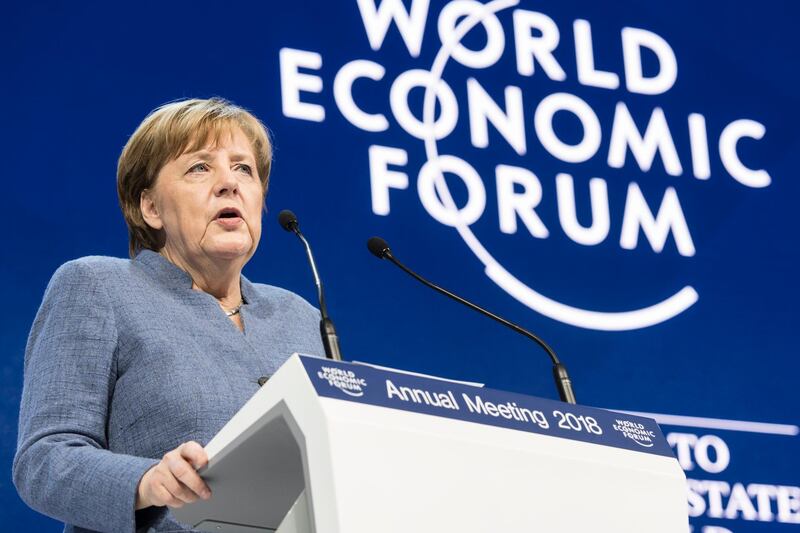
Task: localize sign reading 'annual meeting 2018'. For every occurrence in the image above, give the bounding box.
[278,0,771,331]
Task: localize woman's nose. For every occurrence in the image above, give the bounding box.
[214,167,239,196]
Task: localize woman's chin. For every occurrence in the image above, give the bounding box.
[204,238,254,261]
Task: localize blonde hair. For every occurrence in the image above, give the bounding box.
[117,97,272,257]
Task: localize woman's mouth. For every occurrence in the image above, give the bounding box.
[214,208,244,228]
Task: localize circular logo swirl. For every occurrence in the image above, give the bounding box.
[418,0,698,331]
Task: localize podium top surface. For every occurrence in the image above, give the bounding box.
[299,355,675,458]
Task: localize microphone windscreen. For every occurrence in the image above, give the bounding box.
[278,210,298,232]
[367,237,390,258]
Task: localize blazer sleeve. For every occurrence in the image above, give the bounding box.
[12,260,159,533]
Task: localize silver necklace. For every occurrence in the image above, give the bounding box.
[223,300,244,317]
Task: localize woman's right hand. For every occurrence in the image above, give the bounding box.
[135,441,212,510]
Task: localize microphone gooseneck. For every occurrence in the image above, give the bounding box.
[366,236,576,404]
[280,210,342,361]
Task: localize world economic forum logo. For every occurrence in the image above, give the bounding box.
[612,419,656,448]
[318,366,368,397]
[278,0,772,331]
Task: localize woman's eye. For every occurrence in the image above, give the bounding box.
[187,162,209,173]
[236,164,253,176]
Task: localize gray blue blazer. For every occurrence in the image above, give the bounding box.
[13,250,324,532]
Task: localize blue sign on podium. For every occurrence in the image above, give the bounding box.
[300,355,675,458]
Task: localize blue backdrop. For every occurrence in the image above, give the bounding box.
[3,1,798,531]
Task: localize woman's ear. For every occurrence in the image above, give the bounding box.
[140,189,164,230]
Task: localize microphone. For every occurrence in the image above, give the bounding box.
[367,237,577,404]
[279,210,342,361]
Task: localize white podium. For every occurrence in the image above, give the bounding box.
[173,355,687,532]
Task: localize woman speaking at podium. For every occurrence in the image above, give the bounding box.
[13,98,324,532]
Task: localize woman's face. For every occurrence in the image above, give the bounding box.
[141,126,264,265]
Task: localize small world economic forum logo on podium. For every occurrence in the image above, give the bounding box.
[318,366,368,397]
[612,419,657,448]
